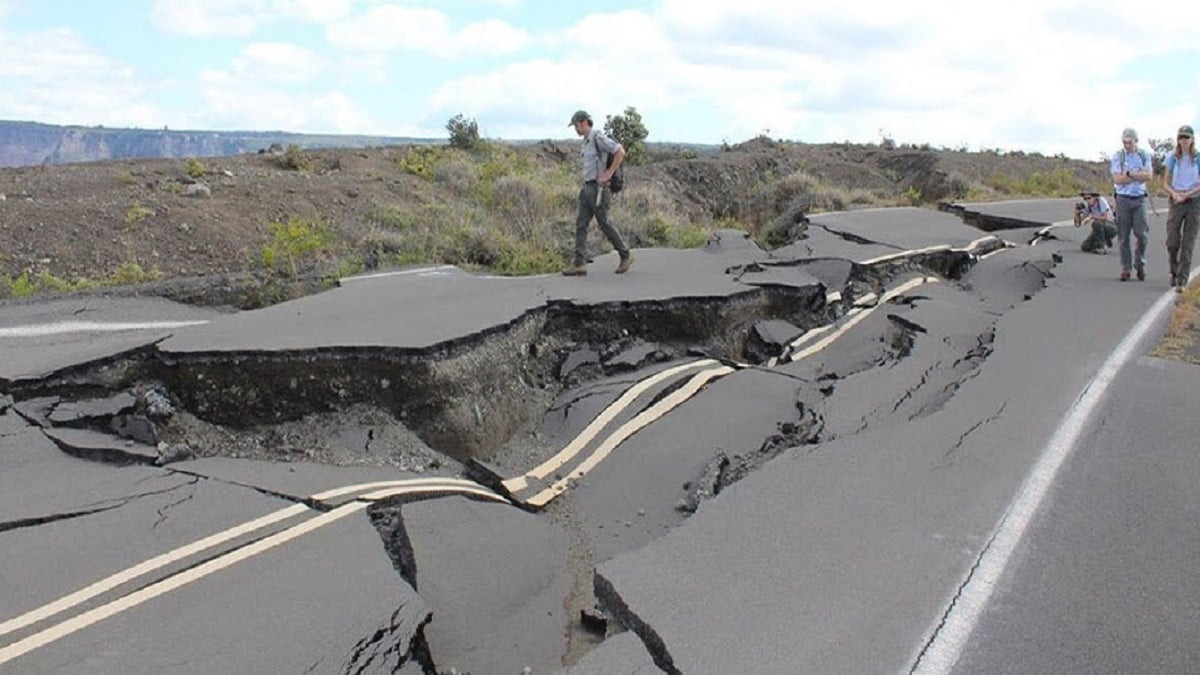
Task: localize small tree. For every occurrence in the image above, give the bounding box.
[446,114,483,150]
[604,106,649,166]
[1148,137,1174,176]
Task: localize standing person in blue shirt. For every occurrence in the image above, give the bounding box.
[1110,127,1153,281]
[1164,124,1200,292]
[562,109,633,276]
[1074,191,1117,253]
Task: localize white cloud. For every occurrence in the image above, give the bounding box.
[151,0,264,37]
[233,42,327,83]
[194,67,375,133]
[272,0,355,23]
[0,27,164,127]
[423,0,1200,157]
[151,0,354,37]
[326,5,528,57]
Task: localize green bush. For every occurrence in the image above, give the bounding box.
[395,146,442,179]
[185,157,205,179]
[125,200,153,225]
[261,215,335,277]
[107,262,162,286]
[278,144,311,172]
[446,114,485,151]
[604,106,649,166]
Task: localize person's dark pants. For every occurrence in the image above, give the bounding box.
[573,181,628,265]
[1115,195,1149,272]
[1166,197,1200,284]
[1081,220,1117,252]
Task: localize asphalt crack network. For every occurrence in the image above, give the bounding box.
[151,493,194,530]
[815,223,905,249]
[165,468,330,511]
[944,400,1010,459]
[0,475,201,533]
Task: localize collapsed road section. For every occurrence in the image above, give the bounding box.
[3,205,1067,673]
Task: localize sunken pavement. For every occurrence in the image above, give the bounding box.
[5,198,1152,673]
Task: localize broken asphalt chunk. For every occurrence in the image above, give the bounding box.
[43,427,159,465]
[12,396,59,428]
[111,413,158,445]
[395,496,571,675]
[47,392,136,426]
[559,632,660,674]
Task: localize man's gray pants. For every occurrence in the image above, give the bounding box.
[573,182,628,265]
[1115,195,1149,272]
[1166,197,1200,284]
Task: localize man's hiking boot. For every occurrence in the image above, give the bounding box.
[562,262,587,276]
[1135,265,1145,281]
[1120,269,1130,282]
[615,253,634,274]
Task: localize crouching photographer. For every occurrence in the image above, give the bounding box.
[1075,190,1117,253]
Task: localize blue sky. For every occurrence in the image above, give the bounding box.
[0,0,1196,159]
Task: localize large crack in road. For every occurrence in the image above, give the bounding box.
[0,220,1069,672]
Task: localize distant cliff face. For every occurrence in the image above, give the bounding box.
[0,120,418,167]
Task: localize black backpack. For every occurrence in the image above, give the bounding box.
[593,135,625,193]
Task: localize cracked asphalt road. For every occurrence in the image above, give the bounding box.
[2,200,1196,674]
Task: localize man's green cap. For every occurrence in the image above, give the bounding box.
[569,110,591,126]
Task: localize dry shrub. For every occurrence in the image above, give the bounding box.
[611,183,710,250]
[1151,282,1200,363]
[491,175,546,238]
[433,159,478,196]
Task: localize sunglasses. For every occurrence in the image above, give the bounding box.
[1180,135,1194,140]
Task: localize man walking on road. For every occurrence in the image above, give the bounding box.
[562,109,633,276]
[1164,124,1200,292]
[1110,127,1153,281]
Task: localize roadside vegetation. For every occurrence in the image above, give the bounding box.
[1151,281,1200,364]
[0,107,1130,302]
[0,262,162,298]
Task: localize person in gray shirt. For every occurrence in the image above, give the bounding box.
[562,109,633,276]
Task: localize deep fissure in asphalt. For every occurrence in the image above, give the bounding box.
[0,238,1065,672]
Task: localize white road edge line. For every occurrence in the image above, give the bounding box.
[339,265,456,282]
[0,321,209,338]
[911,271,1193,674]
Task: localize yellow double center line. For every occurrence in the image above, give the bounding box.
[501,275,942,509]
[0,477,505,667]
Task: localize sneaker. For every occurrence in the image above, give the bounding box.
[1136,266,1145,281]
[1120,269,1130,282]
[561,263,587,276]
[615,253,634,274]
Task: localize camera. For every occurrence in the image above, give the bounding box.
[1074,201,1087,212]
